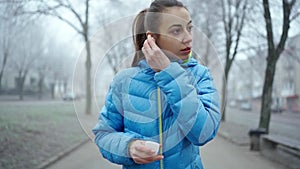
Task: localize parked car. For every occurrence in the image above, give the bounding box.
[271,98,285,113]
[271,105,284,113]
[62,92,78,101]
[229,101,237,107]
[240,102,252,111]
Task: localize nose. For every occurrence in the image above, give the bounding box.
[182,31,192,44]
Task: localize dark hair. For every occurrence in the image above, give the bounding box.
[131,0,186,67]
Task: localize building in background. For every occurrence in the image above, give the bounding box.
[274,34,300,112]
[228,34,300,113]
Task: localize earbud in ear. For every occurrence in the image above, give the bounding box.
[146,31,153,38]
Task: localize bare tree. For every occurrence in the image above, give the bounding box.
[187,0,221,66]
[105,39,132,74]
[220,0,249,121]
[44,34,75,99]
[17,0,93,114]
[96,2,134,74]
[34,54,51,99]
[259,0,299,132]
[0,19,10,94]
[10,21,44,100]
[0,2,18,93]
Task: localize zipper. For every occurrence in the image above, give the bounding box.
[157,87,164,169]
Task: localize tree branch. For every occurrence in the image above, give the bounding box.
[263,0,275,58]
[232,0,247,62]
[221,0,229,35]
[15,1,85,36]
[51,11,84,35]
[63,0,85,29]
[290,11,300,21]
[275,0,295,57]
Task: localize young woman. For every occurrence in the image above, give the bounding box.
[93,0,221,168]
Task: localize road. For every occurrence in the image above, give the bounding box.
[226,107,300,141]
[47,135,285,169]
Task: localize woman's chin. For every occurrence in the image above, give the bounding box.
[178,55,189,60]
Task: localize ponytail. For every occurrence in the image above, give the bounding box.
[131,9,147,67]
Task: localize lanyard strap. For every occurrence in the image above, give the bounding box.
[157,87,164,169]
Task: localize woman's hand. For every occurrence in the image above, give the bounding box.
[142,35,170,72]
[129,140,163,164]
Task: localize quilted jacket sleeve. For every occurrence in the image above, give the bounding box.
[92,73,137,165]
[154,62,220,146]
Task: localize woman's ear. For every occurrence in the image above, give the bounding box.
[146,31,158,40]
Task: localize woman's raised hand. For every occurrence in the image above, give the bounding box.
[142,35,170,72]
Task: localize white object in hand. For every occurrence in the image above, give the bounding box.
[145,141,160,155]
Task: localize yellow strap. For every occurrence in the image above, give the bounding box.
[157,87,164,169]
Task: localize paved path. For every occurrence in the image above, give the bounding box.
[226,107,300,142]
[47,140,121,169]
[201,135,285,169]
[45,105,296,169]
[46,135,285,169]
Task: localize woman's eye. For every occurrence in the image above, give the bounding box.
[187,25,193,32]
[172,28,181,35]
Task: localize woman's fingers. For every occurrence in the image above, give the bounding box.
[135,144,156,155]
[143,40,153,56]
[130,140,154,156]
[133,155,164,164]
[129,140,164,164]
[146,35,158,50]
[142,35,170,71]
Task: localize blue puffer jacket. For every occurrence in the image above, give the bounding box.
[93,57,220,169]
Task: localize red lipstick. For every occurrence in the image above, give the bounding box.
[180,47,191,54]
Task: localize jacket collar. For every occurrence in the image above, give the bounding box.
[138,57,198,70]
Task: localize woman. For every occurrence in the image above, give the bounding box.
[93,0,221,168]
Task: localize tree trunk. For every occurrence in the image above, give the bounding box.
[258,0,295,132]
[63,81,68,94]
[19,76,25,100]
[38,76,44,100]
[221,77,227,121]
[85,38,92,115]
[259,56,277,132]
[50,82,55,99]
[221,60,231,121]
[84,0,92,115]
[0,50,8,94]
[259,55,280,132]
[0,73,3,94]
[18,69,28,101]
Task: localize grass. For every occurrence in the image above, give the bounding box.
[0,101,88,169]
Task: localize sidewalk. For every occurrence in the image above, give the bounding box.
[218,121,250,146]
[202,135,285,169]
[46,140,121,169]
[44,121,286,169]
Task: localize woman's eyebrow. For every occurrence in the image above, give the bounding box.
[168,20,192,29]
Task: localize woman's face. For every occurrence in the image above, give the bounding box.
[156,7,193,60]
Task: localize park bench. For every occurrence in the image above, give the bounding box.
[260,134,300,169]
